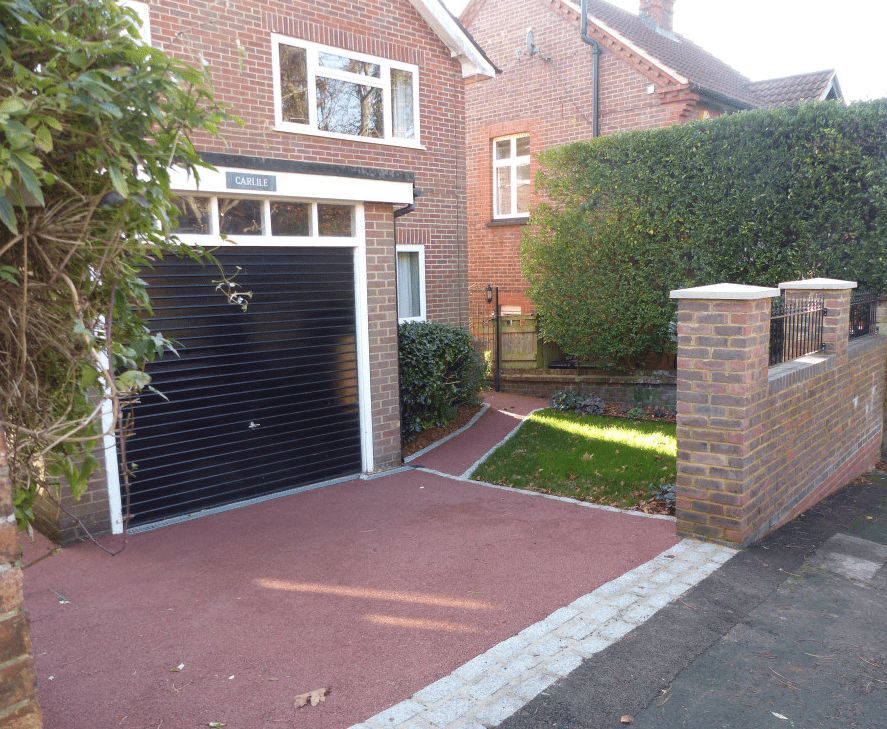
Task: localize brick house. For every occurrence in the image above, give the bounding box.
[42,0,495,542]
[461,0,843,313]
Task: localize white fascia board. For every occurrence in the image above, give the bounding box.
[819,72,844,103]
[561,0,688,85]
[169,165,414,205]
[407,0,496,78]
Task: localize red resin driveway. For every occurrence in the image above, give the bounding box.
[20,393,680,729]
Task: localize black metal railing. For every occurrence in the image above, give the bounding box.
[769,295,826,366]
[849,290,879,340]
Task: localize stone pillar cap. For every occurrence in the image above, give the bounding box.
[670,283,779,300]
[779,278,857,290]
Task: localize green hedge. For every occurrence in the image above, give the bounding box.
[522,100,887,364]
[399,321,484,441]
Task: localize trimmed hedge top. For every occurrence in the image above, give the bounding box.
[522,100,887,363]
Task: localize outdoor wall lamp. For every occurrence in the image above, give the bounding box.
[484,284,494,303]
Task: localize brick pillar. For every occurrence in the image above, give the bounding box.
[780,278,854,365]
[0,429,43,728]
[670,283,778,545]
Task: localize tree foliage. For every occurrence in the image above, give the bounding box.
[522,100,887,365]
[0,0,229,528]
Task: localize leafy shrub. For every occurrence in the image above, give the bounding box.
[549,390,605,415]
[399,321,484,441]
[649,482,676,510]
[522,100,887,365]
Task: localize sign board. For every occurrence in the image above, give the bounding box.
[225,171,277,192]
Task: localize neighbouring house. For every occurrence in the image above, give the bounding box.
[461,0,843,314]
[38,0,496,543]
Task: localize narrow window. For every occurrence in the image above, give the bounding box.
[396,246,425,322]
[493,135,531,219]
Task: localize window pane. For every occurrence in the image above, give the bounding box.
[391,69,414,139]
[318,204,353,236]
[218,198,263,236]
[316,77,383,138]
[516,163,531,214]
[171,195,211,234]
[279,44,309,124]
[496,167,512,216]
[495,139,511,160]
[271,201,311,236]
[397,251,421,318]
[318,51,381,78]
[515,135,530,157]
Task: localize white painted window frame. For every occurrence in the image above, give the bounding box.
[170,195,359,248]
[118,0,151,45]
[492,134,531,219]
[396,244,427,323]
[271,34,422,149]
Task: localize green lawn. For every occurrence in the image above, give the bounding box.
[472,409,677,510]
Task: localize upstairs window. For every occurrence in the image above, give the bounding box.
[273,36,420,147]
[493,135,530,219]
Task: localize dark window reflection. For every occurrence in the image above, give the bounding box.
[218,198,263,236]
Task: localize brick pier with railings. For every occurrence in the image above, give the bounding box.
[670,279,886,547]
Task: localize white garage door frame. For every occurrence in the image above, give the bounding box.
[102,163,414,533]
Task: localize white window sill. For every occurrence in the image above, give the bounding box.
[274,123,425,151]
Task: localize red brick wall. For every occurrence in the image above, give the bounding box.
[149,0,469,325]
[48,0,473,540]
[674,284,885,546]
[146,0,471,469]
[0,432,43,728]
[463,0,700,301]
[366,203,402,470]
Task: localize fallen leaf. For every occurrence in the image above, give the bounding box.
[581,453,593,461]
[170,663,185,672]
[621,715,633,724]
[295,687,331,708]
[771,712,789,721]
[208,723,226,728]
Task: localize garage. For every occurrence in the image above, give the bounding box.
[123,246,362,526]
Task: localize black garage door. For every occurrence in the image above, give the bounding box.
[123,247,362,526]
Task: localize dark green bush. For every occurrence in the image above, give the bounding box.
[399,321,484,441]
[522,100,887,365]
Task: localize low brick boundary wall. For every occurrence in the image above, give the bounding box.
[671,280,886,547]
[497,370,677,408]
[0,432,43,728]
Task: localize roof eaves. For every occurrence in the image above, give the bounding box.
[408,0,498,77]
[819,71,843,102]
[560,0,688,85]
[689,84,754,111]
